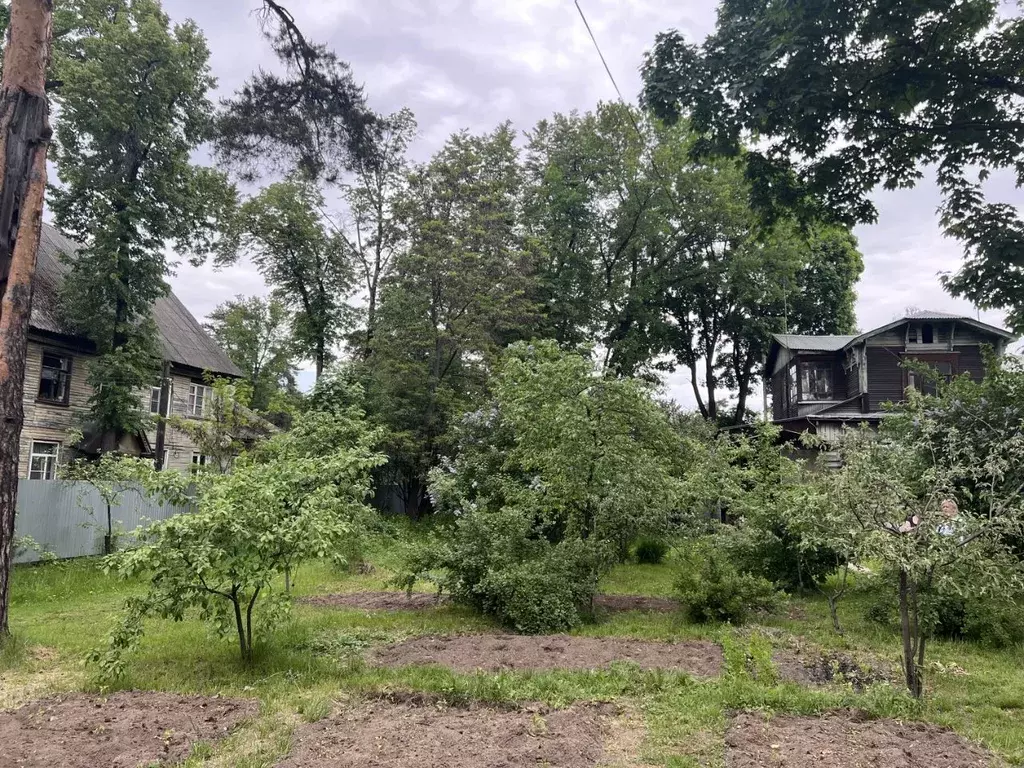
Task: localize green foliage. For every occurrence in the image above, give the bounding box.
[50,0,236,436]
[60,452,185,554]
[224,180,353,378]
[342,108,417,355]
[864,567,1024,650]
[674,542,783,624]
[642,1,1024,326]
[523,103,862,420]
[802,361,1024,695]
[90,408,385,678]
[215,2,377,182]
[205,295,297,412]
[166,378,274,475]
[361,124,538,515]
[396,341,683,632]
[635,537,669,565]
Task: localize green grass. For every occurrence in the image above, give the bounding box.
[2,540,1023,766]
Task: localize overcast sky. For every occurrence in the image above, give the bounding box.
[158,0,1017,406]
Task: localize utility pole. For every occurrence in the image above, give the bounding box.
[153,360,171,470]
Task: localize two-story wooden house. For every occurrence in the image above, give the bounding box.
[766,310,1015,441]
[19,224,243,479]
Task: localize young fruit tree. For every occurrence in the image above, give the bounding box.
[395,340,683,633]
[816,362,1024,697]
[0,0,53,641]
[60,453,171,555]
[90,408,384,678]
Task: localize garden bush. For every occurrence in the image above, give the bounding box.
[864,583,1024,649]
[394,342,683,632]
[674,543,783,624]
[635,537,669,564]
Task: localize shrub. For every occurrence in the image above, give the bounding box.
[395,342,683,633]
[635,537,669,565]
[864,584,1024,649]
[675,544,783,624]
[722,520,842,592]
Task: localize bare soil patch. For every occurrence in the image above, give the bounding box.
[300,591,446,611]
[0,691,257,767]
[278,697,614,768]
[774,650,894,690]
[725,710,994,768]
[593,595,678,613]
[372,634,722,676]
[302,591,678,614]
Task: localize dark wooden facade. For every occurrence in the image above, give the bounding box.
[767,313,1013,441]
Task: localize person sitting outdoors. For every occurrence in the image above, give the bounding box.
[898,498,959,535]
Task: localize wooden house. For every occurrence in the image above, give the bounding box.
[766,310,1015,442]
[20,224,243,479]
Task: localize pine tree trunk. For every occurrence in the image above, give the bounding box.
[0,0,53,640]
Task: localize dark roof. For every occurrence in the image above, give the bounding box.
[32,224,242,377]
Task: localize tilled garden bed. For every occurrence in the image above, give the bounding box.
[371,633,723,676]
[277,697,614,768]
[301,591,679,614]
[725,710,994,767]
[0,690,257,767]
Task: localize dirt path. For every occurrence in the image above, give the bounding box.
[725,711,994,768]
[300,591,679,613]
[371,634,723,676]
[0,691,257,767]
[278,698,614,768]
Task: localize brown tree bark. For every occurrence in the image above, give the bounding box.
[0,0,53,639]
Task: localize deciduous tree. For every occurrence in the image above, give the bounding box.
[205,295,296,412]
[365,125,536,516]
[91,407,385,676]
[226,180,353,379]
[50,0,235,447]
[642,1,1024,326]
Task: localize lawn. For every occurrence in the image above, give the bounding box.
[2,535,1023,767]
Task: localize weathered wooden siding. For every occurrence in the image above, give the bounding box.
[957,345,986,381]
[771,369,787,420]
[20,339,209,477]
[865,330,905,347]
[867,347,905,411]
[19,341,92,477]
[845,360,860,397]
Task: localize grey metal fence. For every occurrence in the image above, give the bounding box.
[13,479,192,564]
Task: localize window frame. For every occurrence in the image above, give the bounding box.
[187,382,210,417]
[904,353,959,396]
[28,441,60,480]
[799,360,835,402]
[37,351,72,406]
[149,381,173,416]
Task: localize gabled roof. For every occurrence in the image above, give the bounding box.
[768,311,1015,373]
[32,224,242,378]
[773,334,858,352]
[844,311,1014,348]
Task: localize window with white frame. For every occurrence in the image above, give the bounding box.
[28,441,60,480]
[149,381,172,416]
[187,383,210,416]
[191,453,215,473]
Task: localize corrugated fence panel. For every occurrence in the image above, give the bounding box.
[14,479,192,564]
